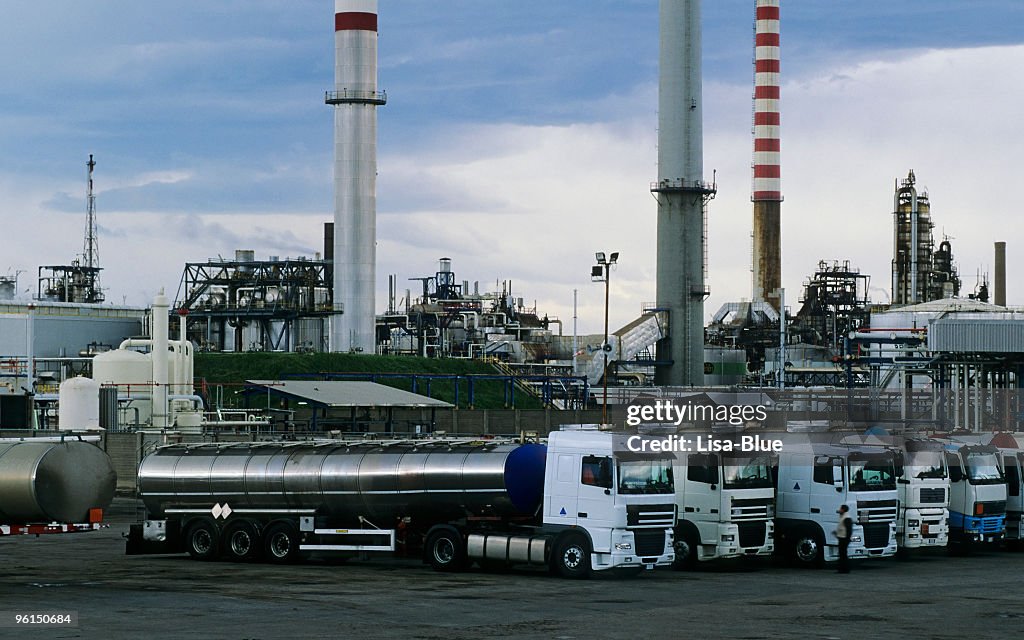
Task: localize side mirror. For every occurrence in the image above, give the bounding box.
[832,465,844,486]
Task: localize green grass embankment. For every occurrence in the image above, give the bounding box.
[194,353,544,410]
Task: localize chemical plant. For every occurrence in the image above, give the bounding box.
[5,7,1024,639]
[0,0,1021,441]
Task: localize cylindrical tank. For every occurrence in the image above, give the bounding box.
[93,348,153,388]
[138,442,547,523]
[0,441,116,522]
[58,376,101,430]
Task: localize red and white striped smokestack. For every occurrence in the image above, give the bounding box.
[327,0,386,353]
[751,0,782,311]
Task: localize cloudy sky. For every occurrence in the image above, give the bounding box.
[1,1,1022,334]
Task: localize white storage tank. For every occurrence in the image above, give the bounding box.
[92,348,152,390]
[59,376,101,430]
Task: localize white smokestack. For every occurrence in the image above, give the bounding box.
[329,0,386,353]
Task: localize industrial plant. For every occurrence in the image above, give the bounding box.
[0,0,1019,434]
[4,3,1024,639]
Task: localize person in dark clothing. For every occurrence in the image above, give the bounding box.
[835,504,853,574]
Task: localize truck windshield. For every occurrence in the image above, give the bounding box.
[848,453,896,491]
[722,455,773,489]
[616,459,674,495]
[965,452,1003,485]
[905,450,946,479]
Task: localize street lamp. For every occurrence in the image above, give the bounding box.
[592,251,618,425]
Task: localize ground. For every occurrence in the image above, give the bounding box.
[2,500,1022,639]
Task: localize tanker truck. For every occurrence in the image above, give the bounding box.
[0,438,116,536]
[126,427,677,578]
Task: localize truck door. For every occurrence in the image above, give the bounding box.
[809,455,843,530]
[577,455,616,532]
[779,454,811,515]
[545,453,580,525]
[682,453,719,525]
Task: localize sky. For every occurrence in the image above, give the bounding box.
[1,0,1022,335]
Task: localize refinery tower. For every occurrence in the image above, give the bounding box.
[327,0,386,353]
[653,0,716,386]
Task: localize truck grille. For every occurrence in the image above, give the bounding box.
[627,504,676,528]
[633,530,666,556]
[737,521,767,547]
[857,499,898,523]
[919,488,946,504]
[977,501,1006,516]
[731,497,773,521]
[863,523,891,549]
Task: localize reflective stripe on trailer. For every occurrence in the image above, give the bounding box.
[0,523,105,536]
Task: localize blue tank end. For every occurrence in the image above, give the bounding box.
[503,443,547,513]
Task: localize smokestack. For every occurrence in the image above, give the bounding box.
[751,0,782,312]
[653,0,715,386]
[327,0,386,353]
[995,241,1006,306]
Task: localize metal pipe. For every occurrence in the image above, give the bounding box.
[152,291,169,430]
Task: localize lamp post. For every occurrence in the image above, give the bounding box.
[592,251,619,425]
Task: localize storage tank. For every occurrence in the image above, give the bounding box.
[92,348,153,389]
[0,441,116,522]
[138,442,547,522]
[58,376,101,430]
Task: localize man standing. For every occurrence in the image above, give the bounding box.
[835,504,853,574]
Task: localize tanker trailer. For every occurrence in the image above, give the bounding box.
[126,426,676,578]
[0,438,116,536]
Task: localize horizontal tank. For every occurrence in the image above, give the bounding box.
[138,441,547,523]
[0,441,116,522]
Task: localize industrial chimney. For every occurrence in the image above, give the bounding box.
[652,0,715,386]
[995,241,1007,306]
[327,0,386,353]
[751,0,782,312]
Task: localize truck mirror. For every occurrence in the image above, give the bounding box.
[832,464,843,486]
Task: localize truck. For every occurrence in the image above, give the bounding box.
[126,427,677,578]
[671,450,775,568]
[893,438,950,550]
[939,439,1006,553]
[0,438,116,537]
[774,438,898,566]
[990,434,1024,548]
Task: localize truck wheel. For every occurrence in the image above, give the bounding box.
[426,528,466,572]
[553,534,591,579]
[263,521,302,564]
[223,520,261,562]
[673,529,699,570]
[185,519,221,561]
[792,531,824,568]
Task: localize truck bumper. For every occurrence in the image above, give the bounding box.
[592,529,674,570]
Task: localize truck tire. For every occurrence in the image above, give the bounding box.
[222,520,261,562]
[553,534,591,579]
[185,519,221,561]
[792,530,824,568]
[673,527,699,570]
[426,528,467,572]
[263,521,302,564]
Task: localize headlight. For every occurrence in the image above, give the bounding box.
[907,520,920,528]
[721,534,735,542]
[851,536,862,543]
[614,542,632,551]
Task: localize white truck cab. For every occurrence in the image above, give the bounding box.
[895,438,950,549]
[775,440,898,565]
[672,450,775,568]
[543,428,676,572]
